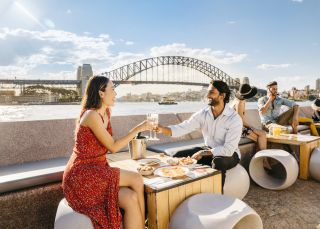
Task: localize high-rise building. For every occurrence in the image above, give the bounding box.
[242,77,249,84]
[76,64,93,97]
[316,78,320,90]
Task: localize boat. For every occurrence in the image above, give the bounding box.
[158,96,178,105]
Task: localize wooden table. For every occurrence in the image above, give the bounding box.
[108,151,222,229]
[267,134,320,180]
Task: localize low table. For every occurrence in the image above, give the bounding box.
[267,134,320,180]
[108,151,222,229]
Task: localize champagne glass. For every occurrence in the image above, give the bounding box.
[147,113,159,140]
[151,114,159,140]
[147,113,153,139]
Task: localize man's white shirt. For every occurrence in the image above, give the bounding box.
[169,105,243,158]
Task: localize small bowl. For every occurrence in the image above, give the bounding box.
[137,166,154,176]
[167,158,179,166]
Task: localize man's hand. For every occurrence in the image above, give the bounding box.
[191,150,212,161]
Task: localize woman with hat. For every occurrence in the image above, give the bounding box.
[231,83,267,151]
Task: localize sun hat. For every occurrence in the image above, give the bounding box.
[311,98,320,111]
[235,83,257,100]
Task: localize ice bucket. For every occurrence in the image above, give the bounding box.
[128,137,147,159]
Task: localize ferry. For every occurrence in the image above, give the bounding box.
[158,96,178,105]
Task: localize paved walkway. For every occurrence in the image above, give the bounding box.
[243,179,320,229]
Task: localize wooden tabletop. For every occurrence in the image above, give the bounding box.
[267,134,320,145]
[108,151,220,193]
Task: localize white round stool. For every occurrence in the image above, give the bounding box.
[224,164,250,199]
[54,198,93,229]
[169,193,263,229]
[249,149,298,190]
[310,147,320,182]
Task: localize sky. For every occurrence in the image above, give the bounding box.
[0,0,319,96]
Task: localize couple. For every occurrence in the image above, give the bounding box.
[62,77,250,229]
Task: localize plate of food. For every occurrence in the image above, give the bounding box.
[179,156,197,166]
[154,166,189,178]
[137,165,154,176]
[137,158,161,166]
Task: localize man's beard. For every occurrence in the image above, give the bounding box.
[208,98,220,106]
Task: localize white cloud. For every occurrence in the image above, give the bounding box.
[66,9,72,14]
[125,41,134,45]
[291,0,303,2]
[227,21,236,24]
[150,43,247,65]
[257,63,291,70]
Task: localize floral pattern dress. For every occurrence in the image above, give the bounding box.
[62,109,122,229]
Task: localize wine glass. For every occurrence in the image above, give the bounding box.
[151,113,159,140]
[147,113,159,140]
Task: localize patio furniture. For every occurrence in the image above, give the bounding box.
[108,151,222,229]
[249,149,299,190]
[54,198,93,229]
[169,193,263,229]
[310,147,320,182]
[267,134,320,179]
[223,164,250,199]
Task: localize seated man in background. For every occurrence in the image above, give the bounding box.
[258,81,318,136]
[156,80,243,187]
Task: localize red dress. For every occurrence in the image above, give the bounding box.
[62,109,122,229]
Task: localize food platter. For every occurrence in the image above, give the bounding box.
[154,166,189,178]
[179,157,197,166]
[137,158,161,166]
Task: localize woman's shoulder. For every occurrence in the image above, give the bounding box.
[80,110,101,125]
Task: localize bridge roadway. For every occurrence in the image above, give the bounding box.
[0,79,237,88]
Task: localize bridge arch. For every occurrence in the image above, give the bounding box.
[102,56,240,87]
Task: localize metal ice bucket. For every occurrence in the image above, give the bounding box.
[128,137,147,160]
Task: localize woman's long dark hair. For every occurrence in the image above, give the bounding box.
[81,75,110,110]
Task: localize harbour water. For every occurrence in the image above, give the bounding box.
[0,101,312,122]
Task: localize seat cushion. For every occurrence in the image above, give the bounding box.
[147,139,204,157]
[0,157,68,193]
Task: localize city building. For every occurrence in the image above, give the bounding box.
[76,64,93,97]
[316,78,320,91]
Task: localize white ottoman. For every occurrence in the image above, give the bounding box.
[224,164,250,199]
[249,149,299,190]
[310,147,320,182]
[54,198,93,229]
[169,193,263,229]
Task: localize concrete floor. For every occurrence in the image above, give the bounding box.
[243,179,320,229]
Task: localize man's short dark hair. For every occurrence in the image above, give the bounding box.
[210,80,231,103]
[267,81,277,87]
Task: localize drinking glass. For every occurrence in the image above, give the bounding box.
[147,113,159,140]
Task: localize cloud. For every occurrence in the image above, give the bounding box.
[150,43,247,65]
[257,63,291,70]
[66,9,72,14]
[125,41,134,45]
[226,21,236,25]
[0,29,247,80]
[291,0,303,2]
[0,28,115,78]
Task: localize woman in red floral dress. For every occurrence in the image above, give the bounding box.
[62,76,151,229]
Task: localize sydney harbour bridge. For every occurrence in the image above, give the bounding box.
[0,56,264,96]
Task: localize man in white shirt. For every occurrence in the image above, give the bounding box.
[156,80,243,186]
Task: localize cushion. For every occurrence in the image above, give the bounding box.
[0,157,68,193]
